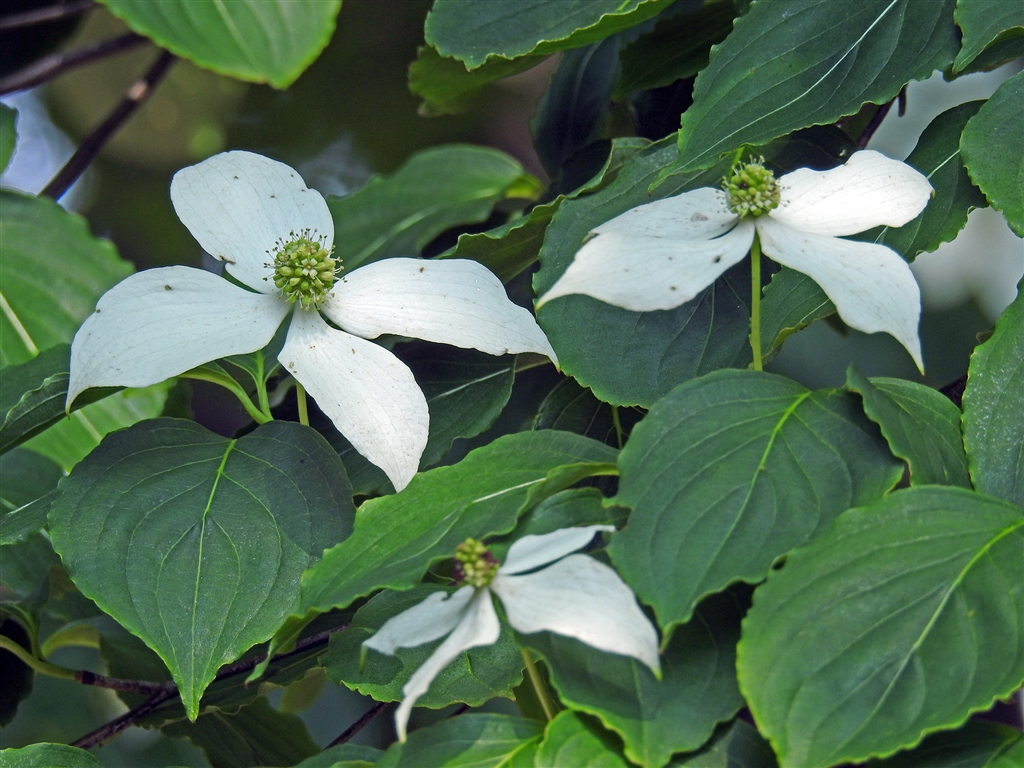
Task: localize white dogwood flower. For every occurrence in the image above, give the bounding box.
[362,525,661,741]
[538,150,933,370]
[67,151,556,490]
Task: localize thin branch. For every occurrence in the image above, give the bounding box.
[77,670,176,695]
[326,702,391,747]
[855,100,894,149]
[41,49,176,201]
[0,32,148,96]
[212,623,348,682]
[0,0,94,31]
[72,688,177,750]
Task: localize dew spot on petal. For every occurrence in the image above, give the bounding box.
[419,267,424,272]
[691,213,708,222]
[233,175,239,179]
[670,286,677,291]
[713,255,722,263]
[164,285,173,291]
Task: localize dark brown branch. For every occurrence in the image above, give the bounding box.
[0,32,148,96]
[212,623,348,682]
[326,701,391,747]
[855,100,894,149]
[41,49,175,201]
[76,669,176,695]
[0,0,94,30]
[72,688,177,750]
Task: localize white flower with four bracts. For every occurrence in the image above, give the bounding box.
[67,151,556,491]
[538,150,933,370]
[362,525,661,741]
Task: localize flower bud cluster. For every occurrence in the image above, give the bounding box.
[723,158,780,217]
[267,229,338,309]
[452,538,499,588]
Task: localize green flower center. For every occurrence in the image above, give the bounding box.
[453,538,500,588]
[723,158,779,218]
[267,229,339,309]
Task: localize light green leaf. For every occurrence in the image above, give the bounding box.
[323,586,523,708]
[953,0,1024,72]
[424,0,674,69]
[328,145,538,272]
[675,0,959,172]
[962,278,1024,506]
[960,70,1024,236]
[48,419,354,719]
[525,588,747,768]
[845,367,971,487]
[737,486,1024,768]
[610,370,902,631]
[0,104,15,174]
[376,713,542,767]
[990,737,1024,768]
[864,720,1022,767]
[409,46,547,116]
[299,430,617,616]
[535,711,631,768]
[0,743,100,768]
[98,0,340,88]
[162,695,319,768]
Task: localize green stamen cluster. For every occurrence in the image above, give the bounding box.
[723,158,780,217]
[267,229,338,309]
[453,538,499,588]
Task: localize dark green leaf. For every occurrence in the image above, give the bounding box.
[615,0,736,98]
[962,278,1024,506]
[98,0,340,88]
[535,711,631,767]
[675,0,960,172]
[0,104,15,174]
[0,743,101,768]
[526,588,747,768]
[610,370,903,631]
[760,268,834,361]
[738,486,1024,768]
[960,70,1024,236]
[862,101,989,259]
[953,0,1024,72]
[535,135,750,407]
[327,145,537,272]
[845,367,971,487]
[0,449,62,546]
[292,744,384,768]
[530,37,621,177]
[323,586,523,708]
[409,46,547,116]
[376,713,542,767]
[533,378,644,448]
[864,719,1022,767]
[48,419,354,719]
[670,720,778,767]
[424,0,674,69]
[299,430,618,616]
[162,695,319,768]
[0,533,60,598]
[0,490,55,547]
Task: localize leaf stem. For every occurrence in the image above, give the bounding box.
[521,648,558,722]
[0,635,77,681]
[611,405,624,449]
[253,354,272,416]
[749,232,763,372]
[180,369,272,425]
[296,382,309,426]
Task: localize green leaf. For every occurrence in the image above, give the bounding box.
[424,0,674,69]
[615,0,736,98]
[0,191,130,368]
[0,743,101,768]
[0,490,55,547]
[328,145,537,272]
[530,37,621,177]
[376,713,542,767]
[0,619,33,727]
[0,534,60,598]
[535,135,751,407]
[864,720,1022,767]
[845,367,971,487]
[323,586,523,708]
[737,486,1024,768]
[0,345,76,455]
[990,738,1024,768]
[47,419,354,719]
[670,720,778,767]
[675,0,960,172]
[299,430,617,615]
[409,46,546,116]
[960,70,1024,236]
[953,0,1024,72]
[0,104,15,174]
[97,0,340,88]
[862,101,989,259]
[760,268,834,360]
[0,449,62,546]
[962,278,1024,506]
[535,711,631,767]
[610,369,903,631]
[292,744,384,768]
[162,695,319,768]
[525,588,747,768]
[533,378,642,449]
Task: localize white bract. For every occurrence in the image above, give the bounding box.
[362,525,661,740]
[67,151,556,490]
[538,150,933,370]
